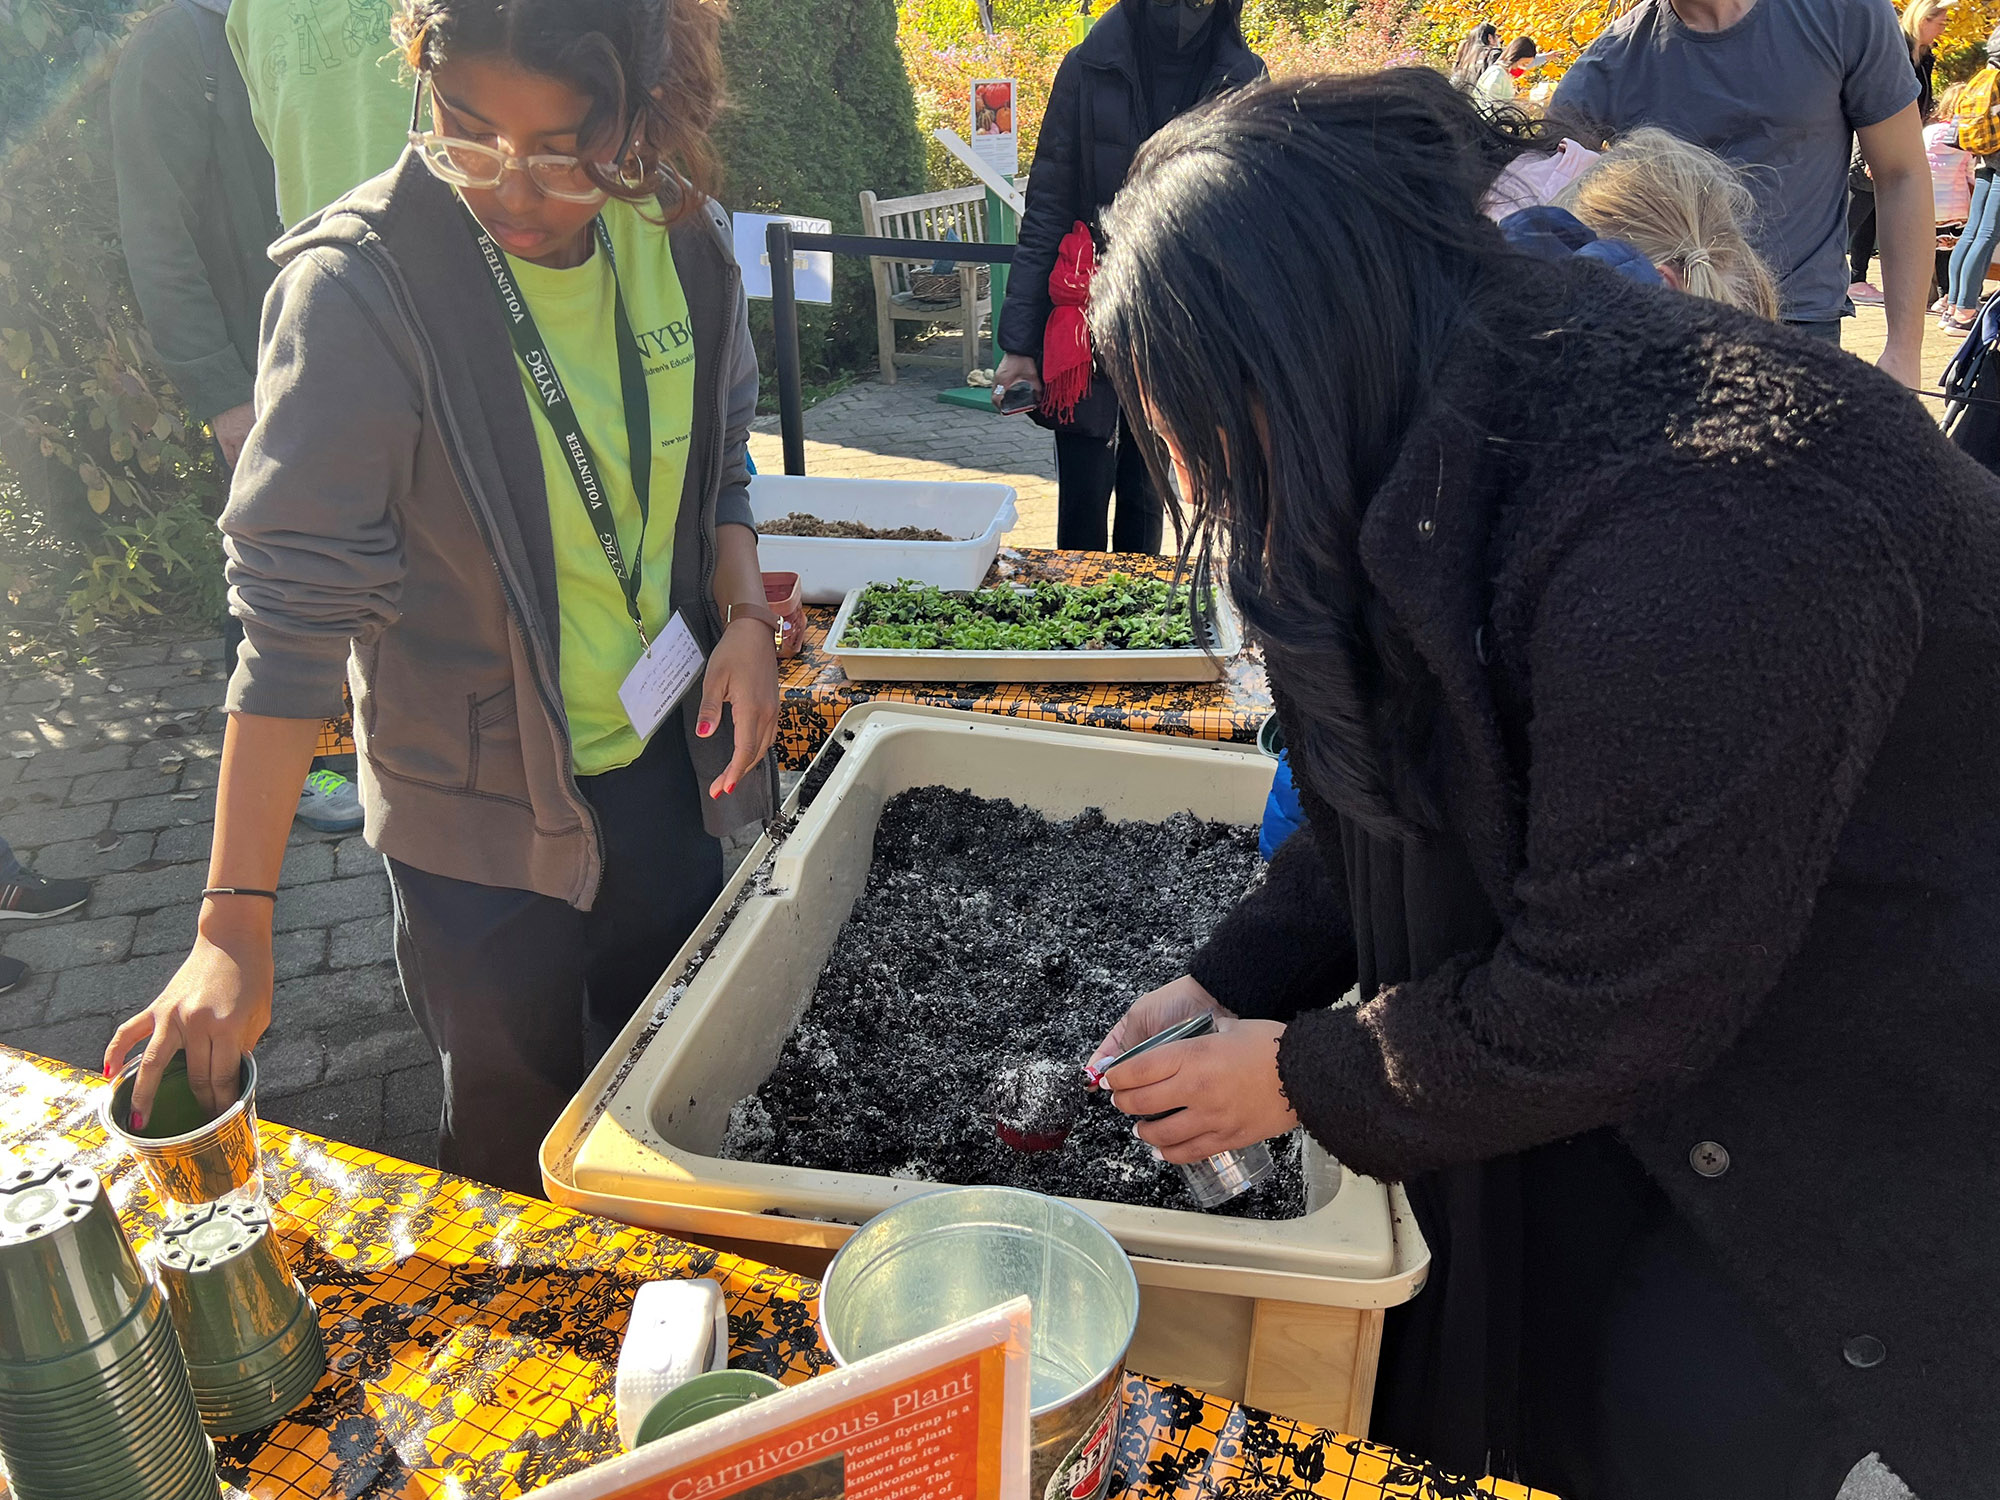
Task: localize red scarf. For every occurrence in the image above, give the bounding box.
[1040,222,1096,424]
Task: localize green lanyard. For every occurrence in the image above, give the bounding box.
[468,209,655,646]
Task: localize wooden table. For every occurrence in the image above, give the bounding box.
[776,550,1272,770]
[0,1047,1548,1499]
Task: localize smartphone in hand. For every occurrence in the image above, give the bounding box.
[996,380,1040,415]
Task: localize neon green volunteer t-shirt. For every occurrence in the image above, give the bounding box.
[226,0,411,227]
[504,198,697,776]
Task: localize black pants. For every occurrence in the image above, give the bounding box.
[1053,410,1162,553]
[386,728,724,1196]
[1847,186,1876,286]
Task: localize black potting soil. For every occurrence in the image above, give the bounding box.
[718,786,1309,1219]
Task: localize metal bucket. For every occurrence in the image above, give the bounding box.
[102,1052,261,1210]
[819,1186,1138,1500]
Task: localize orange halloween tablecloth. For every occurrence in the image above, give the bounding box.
[776,550,1272,770]
[0,1046,1550,1500]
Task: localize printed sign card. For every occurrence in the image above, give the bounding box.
[734,212,835,305]
[970,80,1019,179]
[531,1299,1032,1500]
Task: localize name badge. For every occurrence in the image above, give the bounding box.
[618,612,705,741]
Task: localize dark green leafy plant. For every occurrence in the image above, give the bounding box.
[842,574,1204,651]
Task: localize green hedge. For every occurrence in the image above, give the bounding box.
[715,0,928,387]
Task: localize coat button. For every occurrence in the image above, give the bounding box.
[1417,518,1436,538]
[1689,1140,1731,1177]
[1842,1335,1886,1369]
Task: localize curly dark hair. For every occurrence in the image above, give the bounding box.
[395,0,726,218]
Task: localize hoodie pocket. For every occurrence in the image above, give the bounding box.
[464,683,532,807]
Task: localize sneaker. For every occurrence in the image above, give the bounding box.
[296,768,364,834]
[0,955,23,994]
[1848,281,1884,306]
[1931,295,1950,315]
[0,867,91,921]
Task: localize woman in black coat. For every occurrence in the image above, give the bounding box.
[1087,73,2000,1500]
[991,0,1260,552]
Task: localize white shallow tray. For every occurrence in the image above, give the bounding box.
[748,475,1018,605]
[822,583,1242,684]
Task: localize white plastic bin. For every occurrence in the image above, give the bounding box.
[748,475,1018,604]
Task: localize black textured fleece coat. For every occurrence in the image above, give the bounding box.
[1189,259,2000,1495]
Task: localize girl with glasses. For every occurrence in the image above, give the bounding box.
[106,0,783,1196]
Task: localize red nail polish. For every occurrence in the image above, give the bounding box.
[103,1062,113,1079]
[697,719,713,736]
[130,1111,144,1132]
[724,781,736,795]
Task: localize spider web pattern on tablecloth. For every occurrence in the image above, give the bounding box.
[0,1047,1553,1500]
[0,1048,829,1499]
[1114,1375,1554,1500]
[775,550,1272,769]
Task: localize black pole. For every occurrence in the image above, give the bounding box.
[767,219,806,476]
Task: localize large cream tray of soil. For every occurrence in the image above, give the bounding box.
[540,705,1428,1426]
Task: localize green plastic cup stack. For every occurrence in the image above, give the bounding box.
[0,1160,220,1500]
[152,1200,325,1437]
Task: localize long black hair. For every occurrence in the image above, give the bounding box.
[1091,70,1558,837]
[396,0,726,217]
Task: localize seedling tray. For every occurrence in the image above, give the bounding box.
[823,583,1242,684]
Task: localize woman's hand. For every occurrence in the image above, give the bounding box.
[1100,1015,1298,1166]
[992,353,1042,411]
[697,618,780,799]
[1091,975,1230,1068]
[103,917,275,1126]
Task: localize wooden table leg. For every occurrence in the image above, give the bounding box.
[1244,1301,1385,1436]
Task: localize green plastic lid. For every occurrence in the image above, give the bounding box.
[635,1370,783,1446]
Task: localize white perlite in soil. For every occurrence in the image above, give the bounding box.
[718,786,1309,1218]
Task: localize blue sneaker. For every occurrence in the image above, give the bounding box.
[296,768,364,834]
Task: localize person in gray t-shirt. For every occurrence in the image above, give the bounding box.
[1553,0,1927,387]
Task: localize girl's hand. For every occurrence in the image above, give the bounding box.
[1091,975,1230,1069]
[103,922,275,1125]
[697,618,780,799]
[1101,1017,1298,1165]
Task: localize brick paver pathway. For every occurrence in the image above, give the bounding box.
[0,635,439,1163]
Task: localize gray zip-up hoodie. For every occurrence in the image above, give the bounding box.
[223,152,776,908]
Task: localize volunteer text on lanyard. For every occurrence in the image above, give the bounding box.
[468,209,705,740]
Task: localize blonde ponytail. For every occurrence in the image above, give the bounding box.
[1558,127,1781,320]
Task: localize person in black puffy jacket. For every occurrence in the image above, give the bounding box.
[1087,72,1998,1500]
[991,0,1259,552]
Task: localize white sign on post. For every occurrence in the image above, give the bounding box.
[970,80,1019,180]
[734,211,835,304]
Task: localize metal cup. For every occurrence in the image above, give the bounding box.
[153,1201,324,1435]
[821,1186,1138,1500]
[102,1052,262,1210]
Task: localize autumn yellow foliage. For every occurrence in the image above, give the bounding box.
[1420,0,2000,88]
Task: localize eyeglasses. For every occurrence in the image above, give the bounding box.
[407,77,648,204]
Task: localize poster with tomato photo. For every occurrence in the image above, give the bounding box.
[971,79,1018,178]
